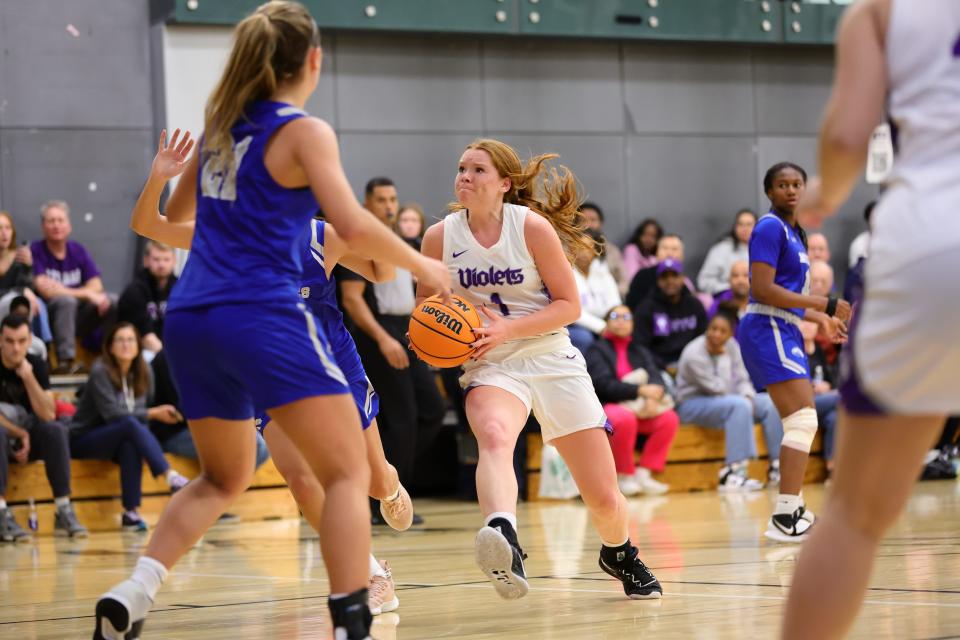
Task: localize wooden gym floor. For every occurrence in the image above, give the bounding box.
[2,482,960,639]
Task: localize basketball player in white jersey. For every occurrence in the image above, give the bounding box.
[783,1,960,637]
[417,139,662,601]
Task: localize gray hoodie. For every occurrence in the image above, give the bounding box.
[674,335,756,404]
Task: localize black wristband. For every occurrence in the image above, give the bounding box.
[825,296,838,317]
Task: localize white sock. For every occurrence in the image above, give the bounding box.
[369,555,388,578]
[485,511,517,530]
[601,537,629,548]
[775,493,803,515]
[634,468,652,481]
[384,485,401,502]
[54,496,70,509]
[0,498,7,510]
[131,556,168,601]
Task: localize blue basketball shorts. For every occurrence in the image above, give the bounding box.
[256,304,379,434]
[738,312,810,389]
[164,301,350,421]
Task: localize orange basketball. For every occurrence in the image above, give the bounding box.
[408,294,480,368]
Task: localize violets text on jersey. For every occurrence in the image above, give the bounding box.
[458,266,524,289]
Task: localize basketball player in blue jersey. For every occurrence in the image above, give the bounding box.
[92,3,450,639]
[129,208,413,616]
[737,162,851,543]
[418,139,661,602]
[784,1,960,636]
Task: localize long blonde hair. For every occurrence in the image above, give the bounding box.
[203,1,319,173]
[451,139,591,262]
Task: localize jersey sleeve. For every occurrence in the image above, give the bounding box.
[748,218,783,268]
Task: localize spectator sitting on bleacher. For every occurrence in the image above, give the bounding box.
[569,229,623,354]
[8,296,47,361]
[632,258,707,371]
[118,241,177,358]
[0,211,52,345]
[0,314,87,541]
[69,322,189,532]
[697,208,756,295]
[580,202,629,295]
[585,305,678,496]
[31,200,116,375]
[622,218,663,280]
[625,234,711,311]
[674,311,784,491]
[148,348,270,470]
[707,260,750,320]
[806,232,831,264]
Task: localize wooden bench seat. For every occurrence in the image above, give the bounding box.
[6,455,298,534]
[526,424,825,500]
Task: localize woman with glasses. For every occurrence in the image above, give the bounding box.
[585,305,678,496]
[69,322,189,531]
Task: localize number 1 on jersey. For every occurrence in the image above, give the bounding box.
[490,292,510,316]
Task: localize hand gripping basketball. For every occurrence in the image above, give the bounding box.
[408,294,480,367]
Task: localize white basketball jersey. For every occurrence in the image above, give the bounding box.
[443,204,554,324]
[885,0,960,192]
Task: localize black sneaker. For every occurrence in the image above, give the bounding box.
[328,588,373,640]
[764,505,815,543]
[0,508,30,543]
[54,504,88,538]
[599,542,662,599]
[475,517,529,600]
[121,512,148,533]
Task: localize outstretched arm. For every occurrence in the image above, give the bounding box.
[131,129,198,249]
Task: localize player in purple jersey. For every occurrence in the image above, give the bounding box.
[785,0,960,636]
[737,162,850,544]
[93,3,450,640]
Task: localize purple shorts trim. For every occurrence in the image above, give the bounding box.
[839,298,886,416]
[603,417,614,435]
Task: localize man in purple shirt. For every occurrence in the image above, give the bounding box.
[31,201,115,374]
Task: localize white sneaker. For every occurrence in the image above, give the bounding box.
[618,474,642,496]
[634,469,669,495]
[718,464,764,493]
[764,505,816,543]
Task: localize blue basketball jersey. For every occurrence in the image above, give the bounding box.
[747,212,810,318]
[300,218,342,324]
[169,100,317,312]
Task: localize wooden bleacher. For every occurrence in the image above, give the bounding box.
[6,455,298,534]
[525,424,825,500]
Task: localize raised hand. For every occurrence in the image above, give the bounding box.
[151,128,195,180]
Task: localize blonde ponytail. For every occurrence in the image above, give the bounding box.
[203,1,319,173]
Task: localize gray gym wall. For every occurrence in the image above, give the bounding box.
[1,3,876,292]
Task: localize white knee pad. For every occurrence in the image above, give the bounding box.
[782,407,818,453]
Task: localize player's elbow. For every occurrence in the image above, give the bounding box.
[559,297,581,325]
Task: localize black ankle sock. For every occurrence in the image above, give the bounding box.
[328,588,371,639]
[600,539,633,563]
